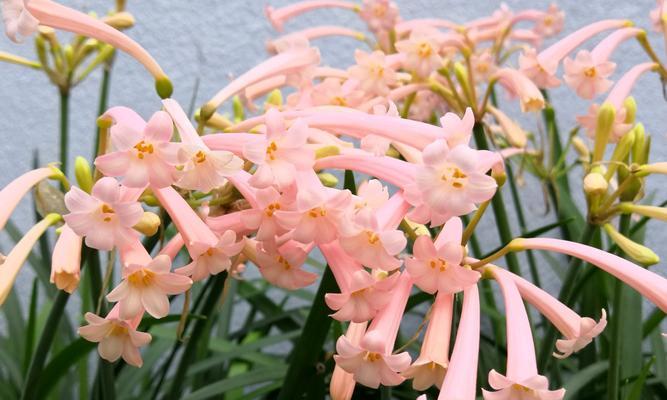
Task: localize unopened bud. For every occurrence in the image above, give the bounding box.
[605,128,635,180]
[572,137,590,162]
[266,89,283,108]
[636,161,667,177]
[631,123,646,164]
[64,45,74,69]
[155,75,173,99]
[619,202,667,221]
[195,109,232,130]
[592,102,616,163]
[233,95,245,122]
[603,223,659,265]
[318,172,339,187]
[133,211,161,236]
[34,181,67,220]
[583,172,608,196]
[623,97,636,124]
[403,218,430,237]
[493,170,507,187]
[315,145,341,159]
[74,156,93,193]
[102,11,135,30]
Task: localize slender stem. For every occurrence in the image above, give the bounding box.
[94,66,112,157]
[462,200,490,245]
[472,122,521,274]
[59,89,70,175]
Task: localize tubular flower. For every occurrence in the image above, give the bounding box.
[405,140,500,226]
[0,167,57,231]
[107,252,192,320]
[78,306,151,367]
[63,177,143,251]
[406,217,480,294]
[402,292,453,390]
[95,108,180,188]
[162,99,243,193]
[438,284,480,400]
[395,27,443,79]
[483,267,565,400]
[440,107,475,148]
[308,78,365,108]
[563,51,615,99]
[334,273,413,388]
[493,68,546,112]
[240,186,295,242]
[359,0,399,32]
[330,322,367,400]
[0,213,61,305]
[175,230,245,281]
[354,179,389,212]
[267,25,365,55]
[249,239,318,290]
[532,4,565,37]
[50,224,83,293]
[348,50,397,96]
[264,0,357,32]
[243,108,315,189]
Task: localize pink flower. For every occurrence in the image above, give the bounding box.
[403,292,453,390]
[78,306,151,367]
[563,51,615,99]
[470,50,498,82]
[0,213,61,305]
[354,179,389,212]
[50,224,83,293]
[339,208,406,271]
[162,99,243,193]
[309,78,365,108]
[107,253,192,320]
[267,25,364,55]
[175,230,244,281]
[348,50,397,96]
[95,108,180,188]
[250,240,318,290]
[532,4,565,37]
[395,27,442,79]
[240,186,294,242]
[405,140,500,225]
[243,109,314,189]
[0,167,56,231]
[330,322,367,400]
[1,0,38,42]
[334,273,412,388]
[493,68,546,112]
[264,0,357,32]
[438,285,480,400]
[359,0,399,33]
[406,218,480,293]
[63,177,143,251]
[440,107,474,148]
[274,183,352,245]
[483,267,565,400]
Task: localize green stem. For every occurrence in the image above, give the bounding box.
[537,223,597,371]
[59,89,70,175]
[94,66,112,156]
[472,122,520,275]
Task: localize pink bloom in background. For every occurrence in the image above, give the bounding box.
[395,27,442,79]
[252,240,318,290]
[533,4,565,37]
[563,51,615,99]
[403,292,453,390]
[95,108,180,188]
[334,273,412,388]
[0,167,55,231]
[78,306,151,368]
[64,177,143,251]
[50,224,83,294]
[406,140,499,226]
[483,267,565,400]
[309,77,365,108]
[359,0,399,32]
[348,50,397,96]
[406,218,480,294]
[243,109,314,189]
[264,0,357,32]
[107,254,192,320]
[470,50,498,82]
[176,230,245,281]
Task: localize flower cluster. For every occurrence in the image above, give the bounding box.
[3,0,667,399]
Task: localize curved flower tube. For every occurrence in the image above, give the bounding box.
[0,167,57,231]
[265,0,358,32]
[267,25,364,54]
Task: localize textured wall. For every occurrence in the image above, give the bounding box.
[0,0,666,294]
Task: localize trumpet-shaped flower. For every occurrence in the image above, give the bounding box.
[0,167,56,231]
[359,0,399,32]
[264,0,357,32]
[440,107,474,147]
[533,4,565,37]
[354,179,389,212]
[563,51,615,99]
[348,50,397,96]
[494,68,546,112]
[175,230,244,281]
[309,77,365,108]
[50,224,83,293]
[240,186,295,242]
[107,254,192,320]
[405,140,499,226]
[406,218,480,293]
[243,109,314,189]
[95,108,180,188]
[63,177,143,251]
[330,322,367,400]
[251,240,318,290]
[483,268,565,400]
[78,306,151,367]
[395,27,442,79]
[403,292,453,390]
[334,273,412,388]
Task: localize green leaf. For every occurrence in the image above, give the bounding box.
[625,357,654,400]
[36,339,96,398]
[182,367,286,400]
[564,361,609,399]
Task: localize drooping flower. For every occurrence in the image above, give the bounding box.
[63,177,143,251]
[95,108,181,188]
[330,322,367,400]
[403,292,453,390]
[359,0,399,33]
[406,217,480,293]
[175,230,244,281]
[107,253,192,320]
[0,167,58,231]
[243,108,315,189]
[532,4,565,37]
[78,305,151,367]
[348,50,397,96]
[493,68,546,112]
[395,27,442,79]
[249,239,318,290]
[483,267,565,400]
[334,273,413,388]
[50,224,83,293]
[264,0,357,32]
[309,78,365,108]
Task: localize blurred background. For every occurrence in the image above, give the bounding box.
[0,0,666,300]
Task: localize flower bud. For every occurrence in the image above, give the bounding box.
[155,75,173,99]
[583,172,608,196]
[64,44,74,70]
[572,137,590,162]
[603,223,659,265]
[592,102,616,163]
[233,95,245,122]
[619,202,667,221]
[623,96,636,124]
[315,145,341,159]
[74,156,93,193]
[265,88,283,108]
[318,172,339,187]
[34,180,67,221]
[102,11,135,30]
[631,123,646,164]
[604,128,634,180]
[133,211,161,236]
